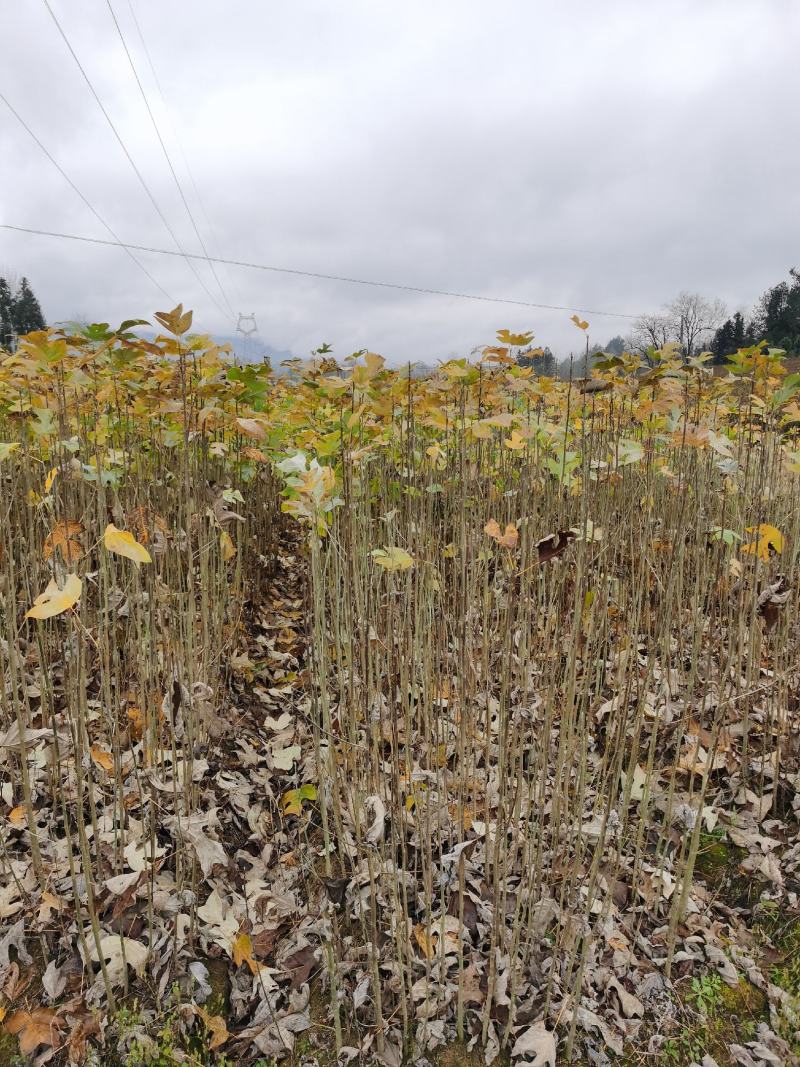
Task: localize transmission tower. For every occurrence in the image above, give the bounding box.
[236,312,258,364]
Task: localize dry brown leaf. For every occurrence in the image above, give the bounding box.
[42,519,83,563]
[484,518,519,549]
[5,1007,63,1057]
[537,528,576,563]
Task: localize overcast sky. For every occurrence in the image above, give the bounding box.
[2,1,799,361]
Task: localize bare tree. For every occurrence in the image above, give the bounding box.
[626,313,673,363]
[666,291,726,357]
[628,293,726,362]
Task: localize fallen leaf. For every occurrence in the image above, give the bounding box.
[273,745,301,771]
[607,976,644,1018]
[232,931,257,973]
[5,1007,63,1057]
[757,574,791,631]
[88,935,148,984]
[283,945,318,990]
[8,806,27,828]
[512,1021,556,1066]
[197,1006,229,1049]
[90,745,114,772]
[282,783,317,817]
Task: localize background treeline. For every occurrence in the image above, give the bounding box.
[621,269,800,367]
[708,268,800,362]
[0,274,46,350]
[3,268,799,371]
[517,268,800,377]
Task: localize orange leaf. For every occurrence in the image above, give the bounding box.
[127,706,144,741]
[197,1006,229,1049]
[5,1008,63,1057]
[484,519,519,549]
[8,805,27,827]
[90,745,114,772]
[43,520,84,563]
[413,923,437,960]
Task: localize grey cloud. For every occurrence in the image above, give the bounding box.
[2,0,798,361]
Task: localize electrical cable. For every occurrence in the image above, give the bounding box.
[41,0,230,321]
[0,91,177,305]
[105,0,236,321]
[0,224,642,319]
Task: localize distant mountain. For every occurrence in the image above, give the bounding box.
[212,333,294,366]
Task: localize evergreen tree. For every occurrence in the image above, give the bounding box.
[710,318,734,363]
[730,311,746,351]
[0,277,13,351]
[752,269,800,353]
[517,344,556,375]
[604,335,626,356]
[11,277,46,339]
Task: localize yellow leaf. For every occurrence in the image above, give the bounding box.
[90,745,114,772]
[235,417,268,440]
[496,329,534,347]
[220,531,236,560]
[26,573,82,620]
[44,467,57,493]
[372,546,414,572]
[742,524,784,562]
[104,524,152,565]
[503,430,527,451]
[571,314,589,330]
[232,931,254,970]
[154,303,193,335]
[0,442,20,461]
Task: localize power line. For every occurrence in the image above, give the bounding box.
[0,224,642,320]
[125,0,243,310]
[104,0,236,321]
[41,0,230,322]
[0,91,176,305]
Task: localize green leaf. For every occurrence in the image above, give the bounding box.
[708,526,741,546]
[616,439,644,466]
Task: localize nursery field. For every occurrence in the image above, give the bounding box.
[1,310,800,1067]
